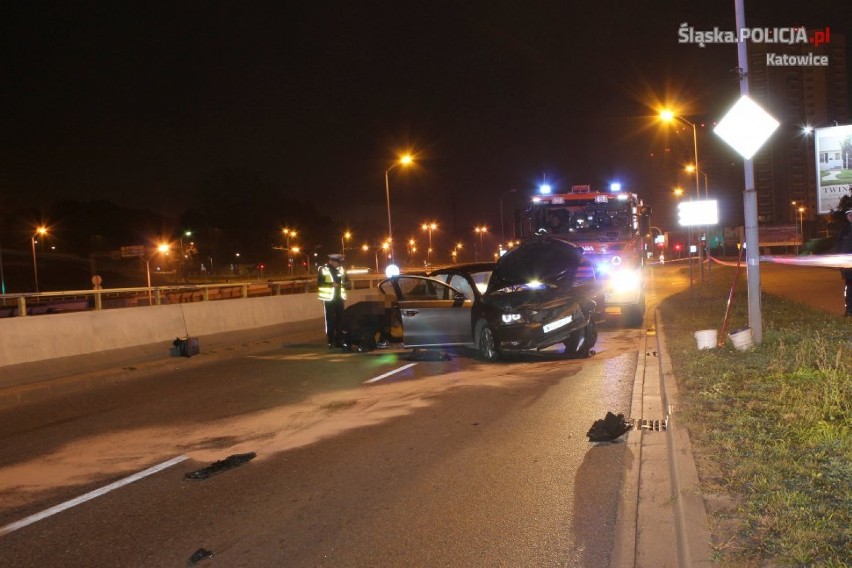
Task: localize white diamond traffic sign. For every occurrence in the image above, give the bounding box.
[713,95,779,159]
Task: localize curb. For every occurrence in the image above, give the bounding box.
[656,311,714,567]
[610,310,713,567]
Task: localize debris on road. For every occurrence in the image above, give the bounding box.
[404,349,451,362]
[184,452,257,480]
[586,412,632,442]
[187,547,215,566]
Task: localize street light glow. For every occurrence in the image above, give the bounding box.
[385,153,416,265]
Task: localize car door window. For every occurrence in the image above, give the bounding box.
[447,275,474,299]
[396,277,438,299]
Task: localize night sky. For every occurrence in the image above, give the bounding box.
[4,1,850,241]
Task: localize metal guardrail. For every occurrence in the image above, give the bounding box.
[0,275,386,318]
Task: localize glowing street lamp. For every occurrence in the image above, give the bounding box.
[797,206,805,237]
[684,165,709,199]
[31,226,47,293]
[452,242,463,263]
[384,153,414,265]
[341,231,352,255]
[421,222,437,265]
[407,238,416,264]
[661,108,703,282]
[146,243,170,306]
[474,226,488,261]
[282,227,297,276]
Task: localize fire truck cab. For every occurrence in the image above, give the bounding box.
[516,184,651,327]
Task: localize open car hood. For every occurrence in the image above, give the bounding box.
[487,235,585,293]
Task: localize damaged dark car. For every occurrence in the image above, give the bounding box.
[475,235,603,360]
[341,235,603,361]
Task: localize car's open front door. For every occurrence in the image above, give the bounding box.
[393,276,473,347]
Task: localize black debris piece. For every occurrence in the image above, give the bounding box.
[404,349,451,362]
[187,548,215,566]
[586,412,633,442]
[185,452,257,480]
[172,336,200,358]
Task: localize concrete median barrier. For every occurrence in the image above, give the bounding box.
[0,289,374,369]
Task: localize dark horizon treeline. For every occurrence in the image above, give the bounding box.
[0,168,381,292]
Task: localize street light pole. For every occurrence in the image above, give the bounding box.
[31,226,47,293]
[661,111,704,282]
[145,243,169,306]
[684,117,703,282]
[384,154,413,265]
[474,226,487,261]
[421,222,436,265]
[283,228,297,277]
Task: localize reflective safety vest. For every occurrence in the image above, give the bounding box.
[317,265,347,302]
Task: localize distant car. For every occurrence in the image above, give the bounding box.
[342,237,602,360]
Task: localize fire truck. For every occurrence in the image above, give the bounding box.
[516,184,651,327]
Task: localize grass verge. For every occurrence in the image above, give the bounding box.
[658,265,851,567]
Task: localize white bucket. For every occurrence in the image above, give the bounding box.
[728,326,754,351]
[694,329,718,350]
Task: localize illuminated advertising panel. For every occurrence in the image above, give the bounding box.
[677,200,719,226]
[814,124,852,214]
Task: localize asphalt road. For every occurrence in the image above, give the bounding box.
[758,262,846,315]
[0,315,644,567]
[1,260,838,567]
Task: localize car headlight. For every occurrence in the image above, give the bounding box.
[609,269,642,292]
[501,313,525,324]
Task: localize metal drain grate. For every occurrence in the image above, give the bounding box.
[631,417,668,431]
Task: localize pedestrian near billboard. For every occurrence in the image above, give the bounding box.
[834,208,852,316]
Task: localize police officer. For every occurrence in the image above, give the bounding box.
[317,253,350,347]
[834,208,852,316]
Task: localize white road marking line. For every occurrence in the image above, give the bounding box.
[363,363,418,384]
[0,454,189,537]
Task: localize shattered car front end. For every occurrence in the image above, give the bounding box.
[476,235,602,358]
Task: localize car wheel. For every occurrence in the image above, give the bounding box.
[564,319,597,358]
[475,319,500,362]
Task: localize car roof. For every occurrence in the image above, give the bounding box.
[427,261,496,276]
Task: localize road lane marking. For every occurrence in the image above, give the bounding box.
[0,455,189,537]
[363,363,418,384]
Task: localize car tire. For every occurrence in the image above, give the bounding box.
[564,319,597,358]
[475,319,500,362]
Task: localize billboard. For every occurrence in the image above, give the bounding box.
[677,200,719,226]
[814,123,852,214]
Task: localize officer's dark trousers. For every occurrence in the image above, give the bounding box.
[845,276,852,315]
[324,299,345,347]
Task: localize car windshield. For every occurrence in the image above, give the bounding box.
[487,238,583,293]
